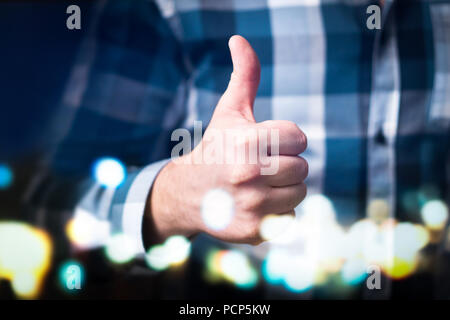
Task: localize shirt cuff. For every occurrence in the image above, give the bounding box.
[121,159,170,255]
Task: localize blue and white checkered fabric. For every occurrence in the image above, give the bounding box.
[27,0,449,286]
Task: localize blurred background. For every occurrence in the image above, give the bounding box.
[1,0,449,300]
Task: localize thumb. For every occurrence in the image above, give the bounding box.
[217,35,261,122]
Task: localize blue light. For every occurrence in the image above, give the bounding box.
[92,157,126,188]
[0,164,13,189]
[262,260,283,285]
[284,281,313,294]
[341,259,367,286]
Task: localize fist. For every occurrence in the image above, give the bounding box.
[148,35,308,245]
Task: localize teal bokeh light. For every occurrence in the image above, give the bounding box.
[0,164,13,189]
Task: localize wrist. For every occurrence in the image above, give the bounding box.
[144,157,200,245]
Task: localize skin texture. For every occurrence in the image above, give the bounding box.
[145,35,308,246]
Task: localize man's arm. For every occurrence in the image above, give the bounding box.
[146,36,308,247]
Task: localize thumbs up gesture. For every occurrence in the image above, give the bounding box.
[148,36,308,245]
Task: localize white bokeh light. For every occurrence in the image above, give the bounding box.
[145,236,192,271]
[105,233,137,264]
[344,219,379,260]
[146,245,170,271]
[260,214,295,241]
[220,250,257,288]
[93,157,126,188]
[11,272,37,298]
[66,208,111,249]
[394,223,423,261]
[0,222,52,298]
[341,258,367,285]
[421,200,448,230]
[263,248,290,284]
[284,256,315,293]
[201,189,234,231]
[164,235,191,265]
[300,194,336,225]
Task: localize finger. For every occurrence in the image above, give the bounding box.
[262,156,308,187]
[215,35,261,122]
[257,120,307,156]
[259,183,307,215]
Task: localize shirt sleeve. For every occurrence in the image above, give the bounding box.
[120,159,170,254]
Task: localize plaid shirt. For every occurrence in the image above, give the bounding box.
[27,0,450,298]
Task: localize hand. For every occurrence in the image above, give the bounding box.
[145,35,308,245]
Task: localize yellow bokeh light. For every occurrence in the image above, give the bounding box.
[145,235,191,271]
[382,256,417,280]
[205,250,257,289]
[0,222,52,299]
[65,208,111,249]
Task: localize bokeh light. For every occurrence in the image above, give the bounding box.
[255,194,438,292]
[341,258,367,285]
[92,157,126,188]
[201,189,234,231]
[394,222,428,261]
[220,250,258,289]
[344,219,381,262]
[145,235,191,271]
[163,235,191,266]
[146,245,170,271]
[66,207,111,249]
[300,194,336,224]
[421,200,448,230]
[205,249,225,283]
[413,224,430,249]
[260,214,295,241]
[262,248,290,285]
[205,250,258,289]
[383,257,417,280]
[0,164,13,189]
[0,222,52,298]
[283,256,315,293]
[104,233,137,264]
[11,272,38,298]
